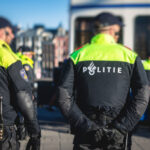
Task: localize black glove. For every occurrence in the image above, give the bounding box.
[25,120,41,137]
[26,136,40,150]
[25,120,41,150]
[102,127,125,145]
[16,115,28,140]
[94,128,103,143]
[87,127,104,144]
[16,124,28,140]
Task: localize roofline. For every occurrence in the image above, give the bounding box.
[71,3,150,10]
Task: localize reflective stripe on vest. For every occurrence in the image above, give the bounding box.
[70,34,137,65]
[0,40,18,69]
[142,59,150,71]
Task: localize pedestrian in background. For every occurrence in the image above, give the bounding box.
[57,12,149,150]
[0,17,41,150]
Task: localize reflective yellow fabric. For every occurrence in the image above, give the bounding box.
[142,59,150,71]
[70,34,137,65]
[0,40,18,69]
[16,52,22,59]
[16,52,34,68]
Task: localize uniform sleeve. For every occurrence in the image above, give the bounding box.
[7,61,40,136]
[23,64,35,88]
[57,59,98,134]
[113,56,149,133]
[7,61,32,93]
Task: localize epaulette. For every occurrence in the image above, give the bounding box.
[75,45,84,51]
[75,43,88,51]
[124,45,132,51]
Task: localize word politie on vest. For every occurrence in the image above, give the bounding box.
[83,62,122,76]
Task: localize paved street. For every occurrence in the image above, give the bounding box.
[20,106,150,150]
[132,126,150,150]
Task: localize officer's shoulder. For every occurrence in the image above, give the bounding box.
[142,59,150,65]
[123,45,132,51]
[142,59,150,71]
[0,46,18,68]
[70,43,89,57]
[74,43,89,52]
[118,44,137,56]
[0,45,12,58]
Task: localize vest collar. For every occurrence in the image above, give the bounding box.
[0,40,10,49]
[22,55,34,68]
[91,33,116,44]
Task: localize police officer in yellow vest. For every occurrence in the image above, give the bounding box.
[142,58,150,123]
[16,46,38,141]
[16,46,35,91]
[0,17,40,150]
[143,58,150,85]
[126,57,150,150]
[57,12,149,150]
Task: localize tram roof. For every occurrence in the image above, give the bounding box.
[71,0,150,6]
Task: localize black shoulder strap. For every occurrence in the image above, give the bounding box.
[0,96,3,141]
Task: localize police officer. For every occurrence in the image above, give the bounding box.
[127,55,150,150]
[57,12,149,150]
[17,46,35,93]
[142,57,150,85]
[142,56,150,123]
[0,17,41,150]
[16,46,37,141]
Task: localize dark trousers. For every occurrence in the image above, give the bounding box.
[127,132,132,150]
[73,132,126,150]
[0,126,20,150]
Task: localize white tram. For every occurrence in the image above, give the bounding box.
[69,0,150,60]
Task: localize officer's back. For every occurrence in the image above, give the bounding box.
[58,12,149,150]
[73,34,136,111]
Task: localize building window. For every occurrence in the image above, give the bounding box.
[75,16,123,50]
[134,16,150,59]
[35,37,39,42]
[43,37,47,41]
[25,37,29,42]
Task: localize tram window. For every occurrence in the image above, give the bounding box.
[75,16,123,50]
[75,17,93,49]
[134,16,150,59]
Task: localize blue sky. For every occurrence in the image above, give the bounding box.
[0,0,70,29]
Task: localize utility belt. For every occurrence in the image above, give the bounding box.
[3,125,16,133]
[0,96,3,141]
[0,125,16,141]
[0,96,18,141]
